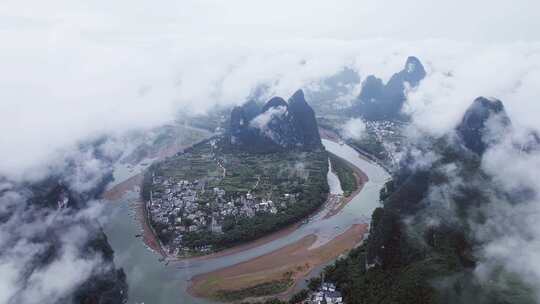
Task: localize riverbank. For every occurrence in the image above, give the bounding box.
[103,163,332,263]
[142,187,346,262]
[104,131,370,262]
[319,127,393,174]
[102,136,390,304]
[188,223,369,302]
[324,153,369,219]
[102,129,215,258]
[320,128,369,219]
[103,173,143,201]
[140,159,363,263]
[186,138,377,303]
[318,127,341,142]
[136,198,168,257]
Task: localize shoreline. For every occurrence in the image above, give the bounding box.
[103,166,333,263]
[319,127,393,174]
[188,224,369,302]
[104,127,382,303]
[99,124,388,304]
[102,173,143,202]
[103,129,373,262]
[148,186,345,262]
[186,133,378,303]
[102,135,213,258]
[137,198,169,257]
[174,221,302,262]
[324,152,369,219]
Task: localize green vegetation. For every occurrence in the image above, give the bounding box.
[237,290,308,304]
[318,115,404,169]
[215,277,293,302]
[323,241,452,304]
[245,126,536,304]
[143,137,329,252]
[347,122,404,170]
[329,153,358,196]
[379,179,395,202]
[349,134,386,160]
[289,290,309,303]
[307,277,322,291]
[123,124,211,164]
[313,138,536,304]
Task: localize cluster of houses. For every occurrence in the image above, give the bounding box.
[147,172,297,255]
[309,282,343,304]
[365,120,399,137]
[148,176,202,227]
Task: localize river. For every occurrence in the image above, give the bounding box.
[102,139,390,304]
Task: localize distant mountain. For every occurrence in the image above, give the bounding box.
[229,89,323,153]
[352,56,426,121]
[456,97,511,155]
[305,67,361,111]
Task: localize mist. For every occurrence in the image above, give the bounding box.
[1,0,540,181]
[2,1,540,303]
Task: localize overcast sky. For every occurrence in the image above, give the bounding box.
[1,0,540,179]
[1,2,540,302]
[2,0,539,41]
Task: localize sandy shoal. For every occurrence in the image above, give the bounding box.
[189,223,369,301]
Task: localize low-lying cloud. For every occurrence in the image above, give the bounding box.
[341,118,367,140]
[1,1,540,302]
[1,0,540,182]
[0,188,111,304]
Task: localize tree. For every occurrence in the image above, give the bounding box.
[308,277,322,291]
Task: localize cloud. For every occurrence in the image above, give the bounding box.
[1,0,539,182]
[405,42,540,137]
[403,118,540,298]
[473,135,540,289]
[341,118,367,140]
[393,95,540,298]
[19,231,103,304]
[1,1,540,302]
[250,106,288,131]
[0,187,112,304]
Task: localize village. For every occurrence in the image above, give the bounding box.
[305,281,344,304]
[147,171,298,255]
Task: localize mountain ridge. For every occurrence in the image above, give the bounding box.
[353,56,426,121]
[323,96,535,304]
[229,89,323,153]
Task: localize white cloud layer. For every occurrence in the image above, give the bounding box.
[406,43,540,137]
[1,0,540,302]
[341,118,367,140]
[1,0,540,180]
[0,191,110,304]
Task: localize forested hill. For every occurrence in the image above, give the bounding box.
[324,97,536,304]
[351,56,426,121]
[229,89,323,153]
[0,146,128,304]
[29,179,128,304]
